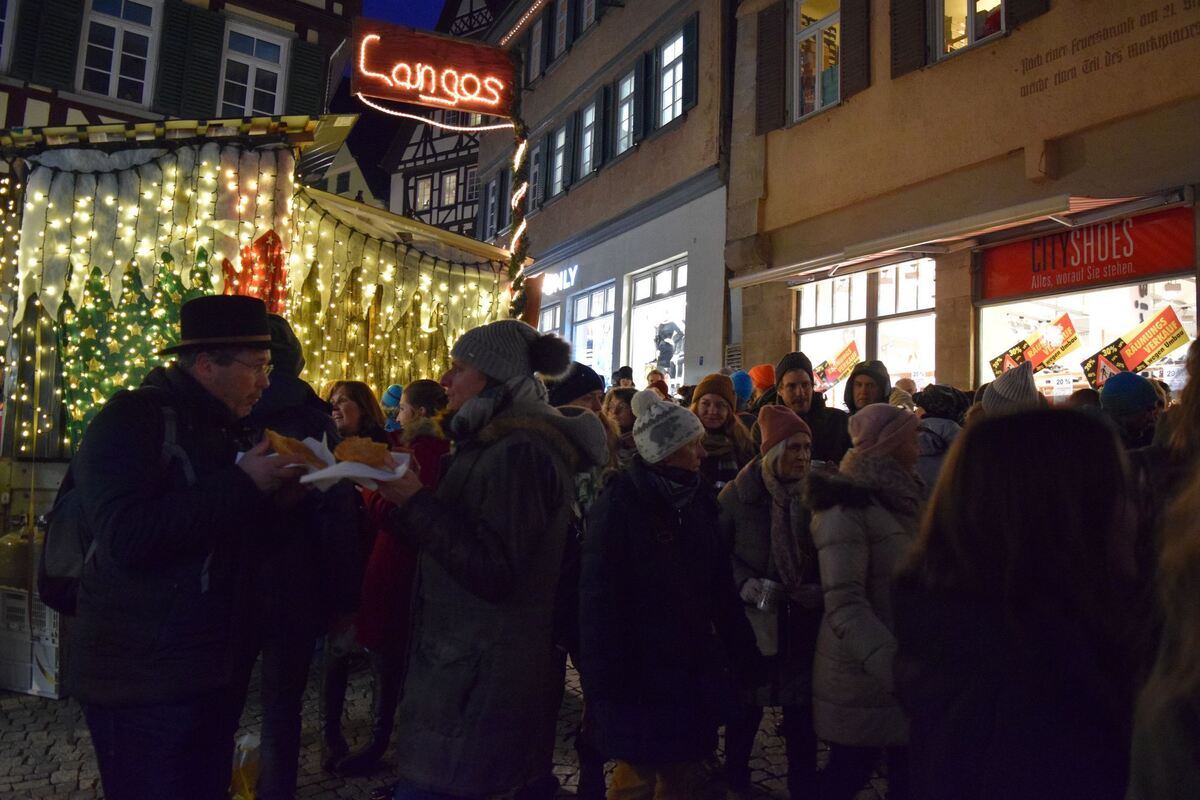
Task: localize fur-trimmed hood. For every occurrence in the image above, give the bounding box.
[399,414,446,445]
[476,402,610,473]
[805,468,874,512]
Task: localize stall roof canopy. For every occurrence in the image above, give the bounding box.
[299,186,512,266]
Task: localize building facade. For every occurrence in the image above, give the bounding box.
[382,0,508,237]
[728,0,1200,402]
[0,0,355,130]
[477,0,734,389]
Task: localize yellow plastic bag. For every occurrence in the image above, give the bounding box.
[230,733,260,800]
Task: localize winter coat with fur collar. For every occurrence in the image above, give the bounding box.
[806,466,917,747]
[384,399,607,796]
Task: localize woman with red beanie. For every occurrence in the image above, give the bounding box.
[719,405,824,797]
[806,404,922,800]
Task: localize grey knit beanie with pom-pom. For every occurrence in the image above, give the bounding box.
[631,389,705,463]
[451,319,571,382]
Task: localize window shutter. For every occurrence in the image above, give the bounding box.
[592,86,608,169]
[681,14,699,112]
[542,10,555,70]
[498,170,511,229]
[840,0,870,100]
[890,0,928,79]
[11,0,84,91]
[153,0,190,115]
[634,51,655,140]
[1007,0,1050,27]
[285,39,327,115]
[595,0,610,21]
[523,29,534,85]
[563,115,577,189]
[539,135,551,203]
[566,0,578,46]
[755,1,787,135]
[474,180,487,237]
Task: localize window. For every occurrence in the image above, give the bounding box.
[659,31,685,126]
[80,0,158,105]
[793,0,840,120]
[528,144,543,211]
[629,261,688,386]
[221,25,287,117]
[579,102,596,177]
[469,112,482,126]
[445,110,460,126]
[615,70,636,156]
[796,259,937,409]
[581,0,596,32]
[529,17,543,82]
[0,0,14,71]
[938,0,1004,56]
[465,167,479,202]
[442,171,458,206]
[335,172,350,194]
[539,304,562,333]
[554,0,569,58]
[485,178,499,238]
[415,176,433,211]
[550,125,567,197]
[572,283,617,381]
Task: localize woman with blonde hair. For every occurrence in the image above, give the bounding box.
[689,373,756,491]
[1128,473,1200,798]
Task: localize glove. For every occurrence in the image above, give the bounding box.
[739,578,764,604]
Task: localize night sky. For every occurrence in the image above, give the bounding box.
[361,0,444,29]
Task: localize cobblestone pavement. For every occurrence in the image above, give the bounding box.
[0,659,888,799]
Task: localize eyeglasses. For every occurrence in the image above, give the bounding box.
[231,357,273,376]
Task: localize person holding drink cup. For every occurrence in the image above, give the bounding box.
[719,405,824,797]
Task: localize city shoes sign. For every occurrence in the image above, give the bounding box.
[352,19,517,117]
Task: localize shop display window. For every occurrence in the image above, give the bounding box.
[979,277,1197,398]
[628,262,688,386]
[796,258,937,408]
[572,284,616,384]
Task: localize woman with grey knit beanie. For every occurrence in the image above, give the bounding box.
[373,319,610,800]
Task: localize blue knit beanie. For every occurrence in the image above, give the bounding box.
[1100,372,1158,417]
[730,370,753,404]
[382,384,404,409]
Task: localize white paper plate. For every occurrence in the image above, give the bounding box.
[300,452,410,491]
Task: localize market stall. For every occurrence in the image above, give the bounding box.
[0,115,511,698]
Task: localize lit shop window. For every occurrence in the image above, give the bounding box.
[81,0,158,105]
[938,0,1004,57]
[793,0,840,120]
[659,31,685,126]
[979,278,1197,400]
[221,25,287,117]
[629,261,688,386]
[572,284,616,382]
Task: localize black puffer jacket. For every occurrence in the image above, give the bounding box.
[579,457,762,764]
[68,365,270,705]
[247,368,363,638]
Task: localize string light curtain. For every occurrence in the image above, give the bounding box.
[287,190,506,393]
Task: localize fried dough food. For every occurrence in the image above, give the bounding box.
[266,429,326,469]
[334,436,391,469]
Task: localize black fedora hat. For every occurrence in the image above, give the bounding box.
[159,295,272,355]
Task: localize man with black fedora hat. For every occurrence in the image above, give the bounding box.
[68,294,306,799]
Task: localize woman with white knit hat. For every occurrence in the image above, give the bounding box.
[806,404,923,800]
[578,390,763,798]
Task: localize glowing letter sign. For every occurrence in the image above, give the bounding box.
[352,19,516,117]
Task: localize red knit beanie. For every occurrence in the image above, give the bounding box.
[758,405,812,455]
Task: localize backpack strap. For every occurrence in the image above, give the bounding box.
[159,406,197,486]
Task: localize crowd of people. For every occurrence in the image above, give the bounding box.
[61,293,1200,800]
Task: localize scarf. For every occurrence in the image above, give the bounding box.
[616,430,638,466]
[760,461,814,600]
[839,448,926,526]
[645,461,701,510]
[449,374,548,440]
